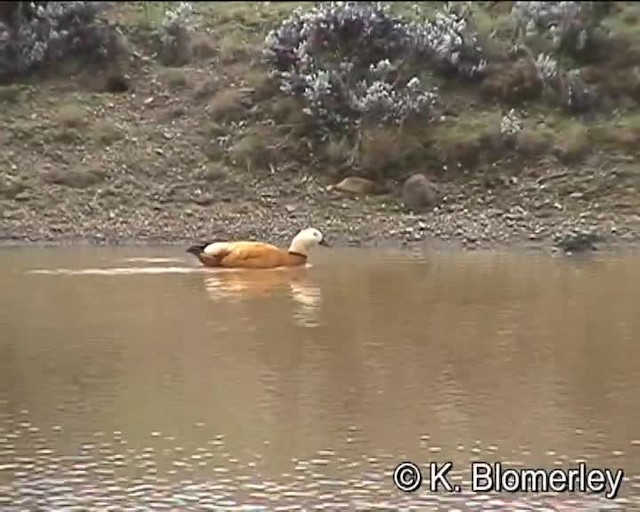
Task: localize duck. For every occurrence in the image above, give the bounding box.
[186,227,329,269]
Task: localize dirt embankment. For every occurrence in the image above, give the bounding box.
[0,2,639,253]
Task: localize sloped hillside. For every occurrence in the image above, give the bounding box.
[0,1,638,251]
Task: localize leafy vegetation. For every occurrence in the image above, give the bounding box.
[0,2,120,83]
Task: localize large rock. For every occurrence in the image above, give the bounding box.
[401,173,439,212]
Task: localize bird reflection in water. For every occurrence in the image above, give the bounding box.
[202,266,322,327]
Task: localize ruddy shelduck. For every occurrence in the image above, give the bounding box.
[186,228,329,269]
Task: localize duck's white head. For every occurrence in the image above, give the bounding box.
[289,227,328,254]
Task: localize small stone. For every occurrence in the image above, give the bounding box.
[193,195,214,206]
[331,176,379,195]
[14,191,31,201]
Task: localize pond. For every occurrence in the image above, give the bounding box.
[1,246,639,511]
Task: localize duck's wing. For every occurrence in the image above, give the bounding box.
[220,242,287,268]
[203,241,233,256]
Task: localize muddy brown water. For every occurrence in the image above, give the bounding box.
[0,246,639,511]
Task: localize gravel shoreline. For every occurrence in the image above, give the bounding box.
[2,149,639,255]
[2,190,639,255]
[1,54,637,255]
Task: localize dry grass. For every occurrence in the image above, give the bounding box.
[588,113,640,154]
[468,2,516,59]
[208,88,249,123]
[0,85,29,105]
[357,126,423,178]
[217,31,254,65]
[198,2,304,31]
[116,1,173,30]
[157,67,190,89]
[259,96,311,140]
[91,121,124,147]
[431,112,503,166]
[514,126,555,157]
[603,2,640,41]
[53,103,88,129]
[553,123,591,163]
[323,135,354,167]
[195,1,303,67]
[41,97,126,147]
[189,33,217,61]
[228,125,283,171]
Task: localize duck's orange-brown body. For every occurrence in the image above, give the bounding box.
[193,241,307,269]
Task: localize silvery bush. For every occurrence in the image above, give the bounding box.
[149,1,195,66]
[263,1,486,135]
[532,51,596,112]
[405,2,487,79]
[560,69,596,113]
[512,1,610,57]
[156,2,193,48]
[512,2,605,113]
[0,1,119,82]
[500,108,522,138]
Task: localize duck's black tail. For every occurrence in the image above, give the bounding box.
[186,243,210,256]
